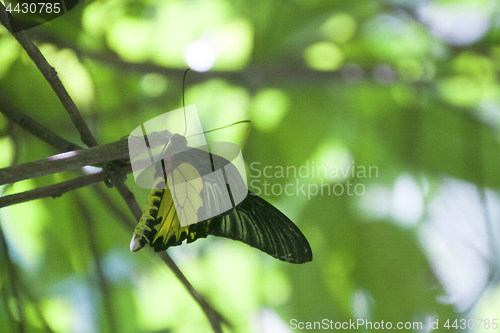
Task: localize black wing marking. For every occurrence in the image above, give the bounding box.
[208,192,313,264]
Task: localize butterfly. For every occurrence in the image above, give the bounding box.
[130,132,312,263]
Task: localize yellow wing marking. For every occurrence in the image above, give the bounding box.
[152,162,204,245]
[167,163,203,227]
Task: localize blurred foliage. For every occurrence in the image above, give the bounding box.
[1,0,500,332]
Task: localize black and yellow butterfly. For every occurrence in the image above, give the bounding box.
[130,133,312,264]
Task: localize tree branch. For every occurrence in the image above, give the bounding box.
[0,166,132,208]
[113,179,143,221]
[0,94,82,152]
[158,252,230,333]
[93,179,231,332]
[0,139,130,185]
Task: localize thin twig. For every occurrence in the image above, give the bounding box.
[92,177,231,332]
[0,166,131,208]
[0,3,98,148]
[113,180,143,220]
[0,94,82,152]
[0,137,231,333]
[158,252,230,333]
[75,193,118,333]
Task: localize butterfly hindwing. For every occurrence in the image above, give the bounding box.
[208,192,313,263]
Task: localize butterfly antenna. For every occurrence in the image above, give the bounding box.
[186,120,251,138]
[182,68,190,137]
[159,68,190,159]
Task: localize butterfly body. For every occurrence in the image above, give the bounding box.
[131,134,312,264]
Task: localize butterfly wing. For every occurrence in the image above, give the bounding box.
[131,146,312,263]
[208,192,313,263]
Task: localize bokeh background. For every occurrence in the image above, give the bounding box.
[1,0,500,332]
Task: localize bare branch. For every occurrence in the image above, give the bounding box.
[158,252,231,333]
[0,139,130,185]
[0,166,131,208]
[0,100,169,187]
[91,172,232,332]
[113,179,143,221]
